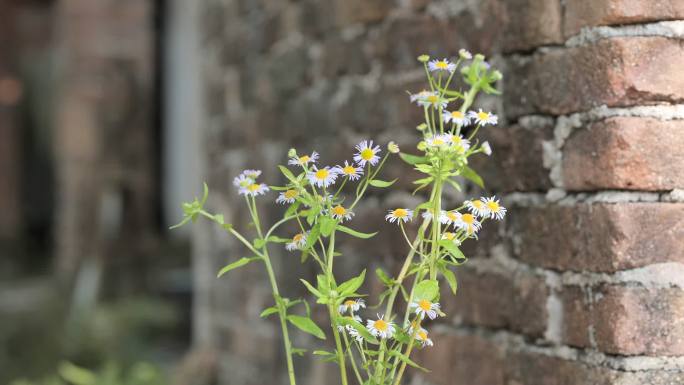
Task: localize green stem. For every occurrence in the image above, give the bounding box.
[329,305,349,385]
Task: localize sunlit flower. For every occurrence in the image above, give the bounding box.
[428,58,456,73]
[442,110,470,126]
[385,208,413,224]
[406,320,426,335]
[410,299,441,320]
[441,232,462,245]
[354,140,382,167]
[288,151,319,167]
[307,166,339,188]
[336,160,363,181]
[482,141,492,156]
[338,299,366,314]
[330,205,354,222]
[276,189,299,204]
[425,134,453,149]
[455,213,481,234]
[239,183,269,197]
[442,210,462,226]
[449,134,471,152]
[482,196,506,220]
[416,329,434,347]
[233,174,253,189]
[285,232,308,251]
[465,199,489,218]
[467,109,498,126]
[416,91,448,110]
[367,315,395,339]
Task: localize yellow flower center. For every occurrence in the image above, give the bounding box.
[462,213,475,224]
[360,148,374,161]
[435,61,449,69]
[315,169,329,180]
[332,205,347,216]
[446,211,459,221]
[374,319,388,332]
[284,189,298,199]
[477,111,489,120]
[343,165,356,175]
[247,184,260,192]
[433,139,444,145]
[426,95,439,104]
[418,330,428,340]
[451,111,463,118]
[393,208,408,218]
[472,200,484,209]
[418,299,432,311]
[443,232,456,240]
[293,233,304,242]
[299,155,310,163]
[486,201,500,212]
[344,300,356,307]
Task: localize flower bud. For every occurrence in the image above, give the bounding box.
[287,148,297,158]
[387,141,400,154]
[417,54,430,63]
[490,70,503,81]
[416,123,427,131]
[459,49,472,60]
[417,141,427,151]
[482,141,492,156]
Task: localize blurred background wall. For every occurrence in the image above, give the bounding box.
[1,0,684,385]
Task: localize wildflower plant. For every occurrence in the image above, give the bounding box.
[173,51,506,385]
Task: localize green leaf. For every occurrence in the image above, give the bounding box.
[304,222,321,249]
[217,257,260,278]
[320,216,336,237]
[375,268,394,286]
[253,238,266,249]
[338,269,366,296]
[441,267,458,295]
[285,201,301,217]
[316,274,330,295]
[300,279,323,298]
[337,316,378,345]
[58,362,97,385]
[399,152,427,165]
[291,347,307,356]
[267,235,291,243]
[337,225,377,239]
[414,279,439,302]
[461,166,484,189]
[287,315,326,339]
[260,306,279,318]
[278,165,298,184]
[369,179,397,188]
[439,239,466,261]
[388,351,429,372]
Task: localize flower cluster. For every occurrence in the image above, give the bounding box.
[233,169,269,197]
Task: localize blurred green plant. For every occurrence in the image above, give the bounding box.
[10,361,166,385]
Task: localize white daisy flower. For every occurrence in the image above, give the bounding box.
[482,196,506,220]
[467,109,498,126]
[442,210,462,226]
[285,232,308,251]
[422,210,450,225]
[338,299,366,314]
[233,174,254,189]
[353,140,381,167]
[410,299,441,320]
[428,58,456,73]
[385,208,413,224]
[346,325,364,343]
[288,151,319,167]
[454,213,481,235]
[416,329,434,347]
[337,315,363,331]
[307,166,339,188]
[459,49,472,60]
[441,232,462,245]
[366,315,395,339]
[329,205,354,222]
[442,110,470,126]
[406,320,427,335]
[241,169,262,179]
[465,199,489,218]
[336,160,363,181]
[450,134,471,152]
[481,141,492,156]
[415,91,448,110]
[409,90,433,104]
[276,189,299,204]
[239,183,269,197]
[425,134,453,149]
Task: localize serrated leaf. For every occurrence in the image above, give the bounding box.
[461,166,484,189]
[338,269,366,296]
[414,279,439,302]
[287,315,326,339]
[337,225,377,239]
[369,179,397,188]
[260,306,279,318]
[217,257,260,278]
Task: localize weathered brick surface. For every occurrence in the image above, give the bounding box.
[562,284,684,356]
[505,37,684,117]
[501,0,563,52]
[562,117,684,191]
[445,267,548,338]
[471,123,554,192]
[505,352,618,385]
[511,203,684,272]
[564,0,684,37]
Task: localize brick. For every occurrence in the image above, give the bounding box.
[562,284,684,356]
[562,117,684,191]
[470,123,553,192]
[510,203,684,272]
[333,0,393,26]
[564,0,684,37]
[505,37,684,118]
[502,0,563,52]
[444,267,548,337]
[414,332,504,385]
[505,352,618,385]
[320,34,371,78]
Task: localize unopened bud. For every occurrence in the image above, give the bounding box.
[287,148,297,158]
[490,70,503,81]
[416,123,427,131]
[417,54,430,63]
[387,141,400,154]
[459,49,472,60]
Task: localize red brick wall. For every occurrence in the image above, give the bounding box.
[195,1,684,384]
